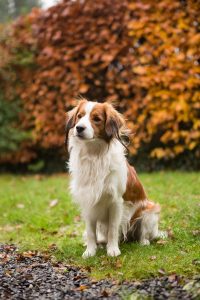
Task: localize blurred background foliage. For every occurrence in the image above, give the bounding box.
[0,0,199,172]
[0,0,41,23]
[0,94,29,153]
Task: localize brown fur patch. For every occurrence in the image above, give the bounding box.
[123,163,160,228]
[89,103,107,139]
[74,100,87,124]
[123,163,147,204]
[103,103,125,142]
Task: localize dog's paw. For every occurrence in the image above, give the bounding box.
[140,239,150,246]
[82,247,96,259]
[107,246,121,257]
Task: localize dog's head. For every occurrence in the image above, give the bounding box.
[65,99,128,148]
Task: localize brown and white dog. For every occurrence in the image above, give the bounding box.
[66,99,166,258]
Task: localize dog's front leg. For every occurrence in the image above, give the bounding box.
[107,201,122,257]
[82,218,97,258]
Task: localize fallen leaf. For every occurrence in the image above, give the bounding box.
[117,272,123,276]
[115,259,122,268]
[34,175,43,180]
[85,266,92,273]
[58,226,69,234]
[0,224,22,232]
[74,215,81,222]
[150,255,157,260]
[157,239,167,245]
[67,232,78,237]
[192,230,200,236]
[48,243,57,251]
[158,268,166,275]
[74,275,82,280]
[101,260,107,266]
[16,203,25,209]
[183,281,195,291]
[168,274,176,282]
[101,290,109,297]
[167,228,174,239]
[49,199,59,207]
[22,251,37,258]
[42,253,50,261]
[4,245,16,251]
[5,271,12,277]
[180,250,187,255]
[134,281,141,286]
[78,285,88,291]
[192,259,200,265]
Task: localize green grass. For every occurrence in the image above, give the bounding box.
[0,172,199,280]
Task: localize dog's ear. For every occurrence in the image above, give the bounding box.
[65,107,77,150]
[104,103,125,142]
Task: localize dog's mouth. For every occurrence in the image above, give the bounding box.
[75,133,95,141]
[76,133,85,139]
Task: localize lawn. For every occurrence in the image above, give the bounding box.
[0,172,199,280]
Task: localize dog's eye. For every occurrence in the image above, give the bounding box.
[93,116,101,122]
[77,113,83,119]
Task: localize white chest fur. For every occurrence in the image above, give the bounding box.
[68,137,127,216]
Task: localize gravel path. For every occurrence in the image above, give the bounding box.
[0,244,199,299]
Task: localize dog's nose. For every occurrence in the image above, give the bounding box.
[76,125,85,133]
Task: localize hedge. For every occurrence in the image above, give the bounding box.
[0,0,199,170]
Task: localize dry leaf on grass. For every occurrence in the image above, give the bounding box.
[117,272,123,276]
[16,203,25,209]
[78,285,88,291]
[34,175,44,181]
[49,199,59,207]
[101,290,109,297]
[67,232,78,238]
[74,215,81,222]
[85,266,92,273]
[192,230,200,236]
[168,274,177,282]
[0,224,22,232]
[115,259,122,268]
[158,268,166,275]
[167,228,174,239]
[22,251,37,258]
[157,239,168,245]
[150,255,157,260]
[48,243,57,251]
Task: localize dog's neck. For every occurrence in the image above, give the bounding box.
[69,136,109,157]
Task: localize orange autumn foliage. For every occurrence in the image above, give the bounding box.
[0,0,200,167]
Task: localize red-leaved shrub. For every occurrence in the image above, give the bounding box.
[0,0,199,168]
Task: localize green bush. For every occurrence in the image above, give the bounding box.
[0,94,29,153]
